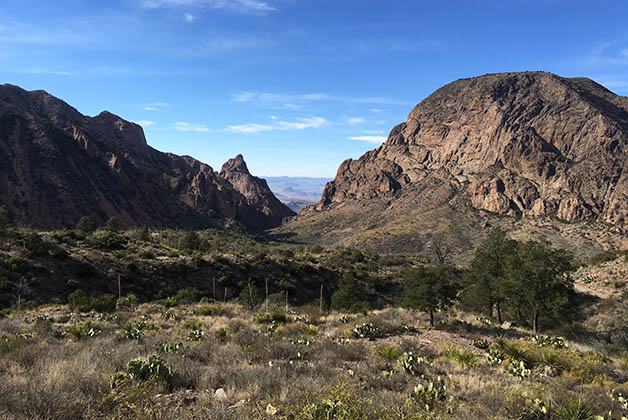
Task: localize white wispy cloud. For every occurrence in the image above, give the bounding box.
[276,117,327,130]
[11,68,77,76]
[134,120,155,127]
[227,116,327,134]
[143,102,170,111]
[139,0,276,13]
[184,13,196,22]
[349,136,387,143]
[227,123,274,134]
[231,91,412,106]
[347,117,365,125]
[194,36,268,53]
[174,122,210,132]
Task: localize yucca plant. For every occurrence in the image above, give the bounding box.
[442,345,478,368]
[552,399,595,420]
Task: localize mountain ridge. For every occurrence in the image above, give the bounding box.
[284,72,628,255]
[0,84,294,230]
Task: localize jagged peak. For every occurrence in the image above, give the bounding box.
[221,154,250,175]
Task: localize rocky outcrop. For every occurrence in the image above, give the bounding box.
[308,72,628,230]
[220,154,295,226]
[0,84,292,230]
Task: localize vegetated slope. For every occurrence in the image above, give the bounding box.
[0,84,294,230]
[281,72,628,256]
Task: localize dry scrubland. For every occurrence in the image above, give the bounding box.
[2,290,628,419]
[1,220,628,419]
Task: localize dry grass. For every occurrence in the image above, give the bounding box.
[0,303,626,419]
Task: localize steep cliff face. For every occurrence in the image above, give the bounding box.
[311,72,628,229]
[0,84,292,230]
[279,72,628,256]
[220,154,295,226]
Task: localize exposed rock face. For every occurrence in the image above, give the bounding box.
[308,72,628,230]
[0,84,293,230]
[220,154,295,226]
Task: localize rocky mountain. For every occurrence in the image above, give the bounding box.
[282,72,628,256]
[219,155,295,226]
[0,84,294,230]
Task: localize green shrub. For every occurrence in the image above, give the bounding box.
[397,351,428,375]
[552,399,595,420]
[506,359,531,379]
[67,290,116,313]
[68,320,102,340]
[67,289,90,312]
[123,320,156,340]
[289,383,377,420]
[89,294,117,313]
[410,376,454,413]
[375,344,401,362]
[472,339,490,350]
[186,329,204,342]
[0,334,28,355]
[254,310,287,324]
[155,342,184,354]
[184,318,203,330]
[88,231,127,250]
[75,216,98,235]
[442,345,478,368]
[117,293,139,310]
[194,304,224,316]
[529,335,566,348]
[111,355,173,389]
[351,323,379,339]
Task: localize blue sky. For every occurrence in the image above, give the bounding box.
[1,1,627,177]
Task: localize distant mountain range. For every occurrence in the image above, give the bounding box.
[264,176,330,212]
[0,84,294,230]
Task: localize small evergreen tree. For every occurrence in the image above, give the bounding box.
[331,271,366,311]
[138,226,150,242]
[402,265,459,327]
[0,205,8,235]
[504,240,574,333]
[461,227,517,323]
[75,216,97,235]
[180,231,201,252]
[105,216,121,232]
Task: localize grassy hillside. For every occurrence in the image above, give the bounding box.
[2,223,628,419]
[2,287,628,419]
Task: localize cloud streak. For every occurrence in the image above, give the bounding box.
[231,91,413,107]
[174,122,210,132]
[143,102,170,111]
[227,116,327,134]
[349,135,387,143]
[134,120,155,127]
[139,0,276,13]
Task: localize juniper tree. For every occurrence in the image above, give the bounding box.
[402,265,459,327]
[461,227,517,323]
[504,240,574,334]
[0,205,8,235]
[75,216,97,235]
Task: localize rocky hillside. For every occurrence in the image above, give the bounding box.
[282,72,628,255]
[0,84,294,230]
